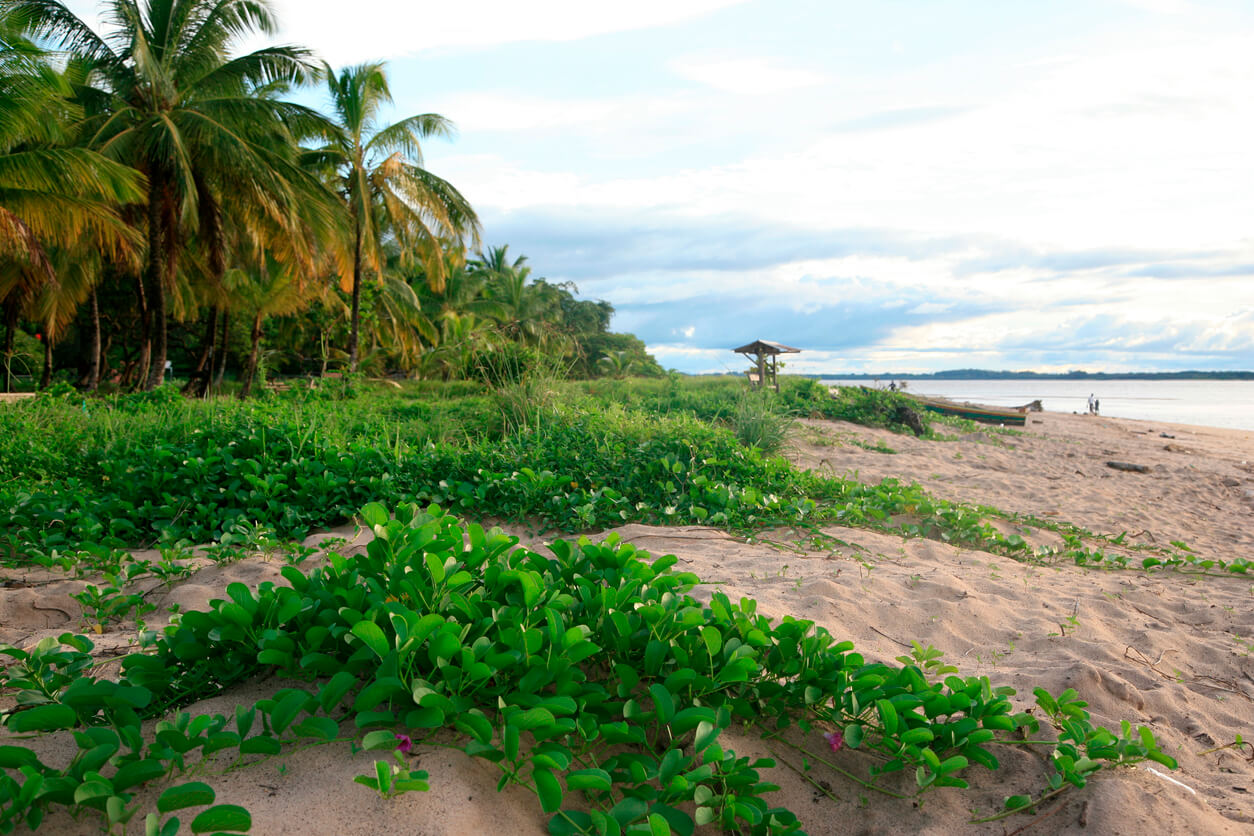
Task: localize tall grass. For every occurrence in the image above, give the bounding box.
[730,389,794,453]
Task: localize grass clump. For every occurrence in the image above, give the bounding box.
[730,390,794,453]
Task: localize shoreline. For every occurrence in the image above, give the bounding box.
[826,378,1254,433]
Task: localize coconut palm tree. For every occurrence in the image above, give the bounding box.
[13,0,332,389]
[473,245,564,347]
[0,27,143,391]
[415,254,505,329]
[307,61,480,372]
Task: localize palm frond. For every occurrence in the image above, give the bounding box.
[364,113,456,162]
[7,0,119,65]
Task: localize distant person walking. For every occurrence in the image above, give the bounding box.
[1087,393,1095,414]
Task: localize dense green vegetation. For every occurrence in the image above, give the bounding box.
[2,375,1225,833]
[0,505,1177,835]
[0,0,660,394]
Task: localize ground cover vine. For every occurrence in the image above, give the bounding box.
[1,504,1177,834]
[0,383,1225,576]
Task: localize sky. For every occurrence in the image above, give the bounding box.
[66,0,1254,374]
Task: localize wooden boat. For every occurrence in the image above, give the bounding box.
[913,397,1027,427]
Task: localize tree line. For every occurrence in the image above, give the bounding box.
[1,0,661,395]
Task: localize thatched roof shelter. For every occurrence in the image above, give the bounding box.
[733,340,801,392]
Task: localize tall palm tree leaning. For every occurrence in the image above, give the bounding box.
[309,61,480,372]
[13,0,329,389]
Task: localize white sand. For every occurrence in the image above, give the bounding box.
[3,410,1252,834]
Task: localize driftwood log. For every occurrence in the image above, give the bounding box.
[1107,461,1150,473]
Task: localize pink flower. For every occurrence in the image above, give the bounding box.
[823,730,843,753]
[395,733,413,754]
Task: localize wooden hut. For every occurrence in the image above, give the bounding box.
[733,339,800,393]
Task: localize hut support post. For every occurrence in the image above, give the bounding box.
[756,354,765,387]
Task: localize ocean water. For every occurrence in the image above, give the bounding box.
[820,379,1254,432]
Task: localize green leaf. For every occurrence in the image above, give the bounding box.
[362,730,401,751]
[7,704,77,733]
[318,671,358,713]
[692,721,720,754]
[353,773,380,792]
[876,699,898,736]
[292,716,340,741]
[238,735,281,756]
[843,723,865,749]
[113,759,168,792]
[649,685,675,724]
[0,746,40,769]
[504,723,520,762]
[268,690,309,735]
[565,769,612,792]
[533,767,563,813]
[190,804,251,834]
[548,811,594,835]
[360,503,389,528]
[700,626,722,657]
[455,711,493,745]
[900,728,935,745]
[146,813,180,836]
[73,780,113,805]
[353,677,407,712]
[513,707,555,731]
[609,797,649,827]
[424,553,447,583]
[350,621,390,659]
[158,782,216,813]
[649,804,693,836]
[1004,794,1032,811]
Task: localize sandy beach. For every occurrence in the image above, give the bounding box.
[3,409,1253,834]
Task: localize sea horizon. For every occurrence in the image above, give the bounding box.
[819,377,1254,433]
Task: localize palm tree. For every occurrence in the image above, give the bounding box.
[415,253,505,329]
[308,61,480,372]
[14,0,330,389]
[473,245,562,347]
[224,256,314,398]
[0,24,143,391]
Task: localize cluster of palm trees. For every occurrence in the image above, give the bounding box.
[1,0,658,394]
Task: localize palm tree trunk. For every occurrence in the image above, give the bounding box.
[183,306,218,397]
[145,175,176,391]
[348,224,362,373]
[212,309,229,389]
[1,304,16,394]
[133,272,150,389]
[40,334,52,389]
[146,280,167,390]
[86,288,102,392]
[238,312,263,399]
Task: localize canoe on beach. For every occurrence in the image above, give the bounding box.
[913,396,1028,426]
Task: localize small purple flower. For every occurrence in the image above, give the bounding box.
[823,730,844,753]
[395,733,413,754]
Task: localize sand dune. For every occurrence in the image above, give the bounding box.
[2,410,1252,834]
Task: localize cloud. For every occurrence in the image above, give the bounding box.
[831,105,970,133]
[62,0,749,65]
[670,57,829,95]
[473,208,972,281]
